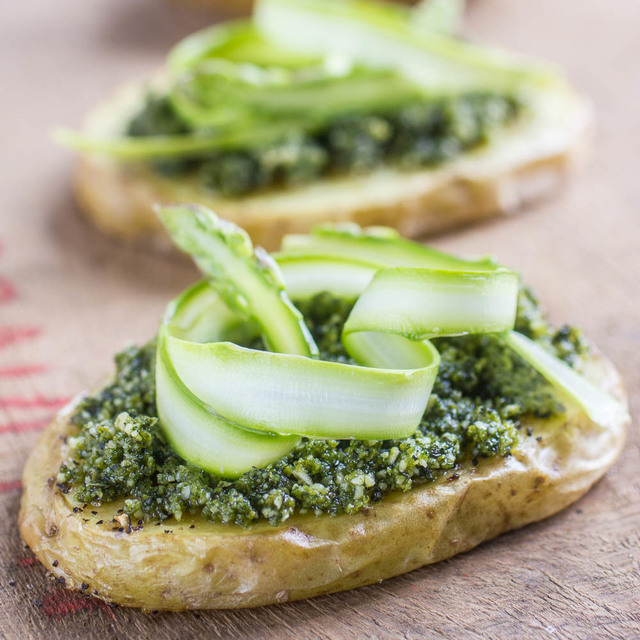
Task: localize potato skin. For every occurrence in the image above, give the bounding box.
[18,353,627,610]
[73,81,592,252]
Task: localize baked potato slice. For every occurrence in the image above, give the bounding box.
[19,352,627,610]
[73,80,592,252]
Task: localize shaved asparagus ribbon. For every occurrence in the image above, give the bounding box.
[276,225,628,427]
[54,0,561,161]
[156,207,312,478]
[255,0,558,94]
[157,285,301,477]
[167,0,464,76]
[502,332,629,427]
[156,209,625,478]
[156,206,518,477]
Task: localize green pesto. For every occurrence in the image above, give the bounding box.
[127,92,521,197]
[58,288,586,527]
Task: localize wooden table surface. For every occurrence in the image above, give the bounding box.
[1,1,638,638]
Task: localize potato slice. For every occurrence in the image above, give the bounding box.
[73,79,592,252]
[19,352,626,610]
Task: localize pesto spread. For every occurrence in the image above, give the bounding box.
[128,92,521,197]
[58,287,586,527]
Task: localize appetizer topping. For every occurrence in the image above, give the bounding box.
[503,331,628,427]
[155,205,518,475]
[255,0,554,93]
[58,288,582,527]
[125,92,520,197]
[54,0,561,197]
[57,206,627,528]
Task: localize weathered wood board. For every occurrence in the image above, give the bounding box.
[0,0,638,638]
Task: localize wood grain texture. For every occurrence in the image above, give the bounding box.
[0,0,638,638]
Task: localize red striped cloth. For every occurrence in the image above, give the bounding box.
[0,251,97,620]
